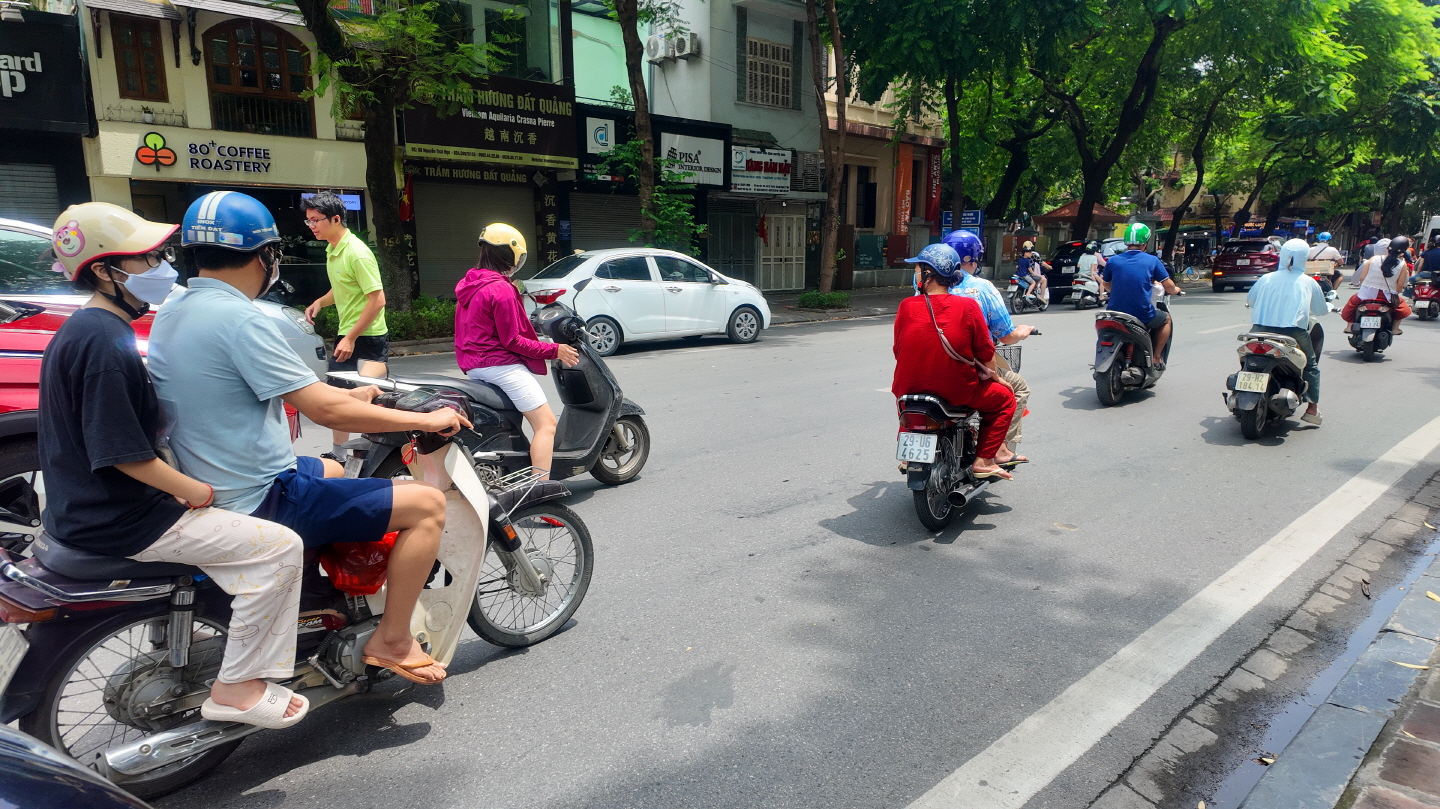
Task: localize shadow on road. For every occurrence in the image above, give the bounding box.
[1057,384,1159,411]
[817,480,1013,547]
[1197,412,1316,447]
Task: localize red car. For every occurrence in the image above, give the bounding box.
[1212,240,1279,292]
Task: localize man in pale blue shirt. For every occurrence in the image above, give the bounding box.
[1248,237,1330,425]
[945,230,1034,464]
[151,191,470,685]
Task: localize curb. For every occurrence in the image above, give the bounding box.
[1242,554,1440,808]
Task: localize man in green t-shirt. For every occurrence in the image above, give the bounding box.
[302,192,389,463]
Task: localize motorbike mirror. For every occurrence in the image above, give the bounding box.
[574,277,592,292]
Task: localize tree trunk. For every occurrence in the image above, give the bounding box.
[614,0,656,244]
[294,0,412,309]
[986,141,1030,221]
[1059,15,1182,240]
[363,90,411,310]
[1381,176,1413,234]
[1260,179,1318,237]
[945,74,963,231]
[807,0,845,293]
[1160,92,1224,263]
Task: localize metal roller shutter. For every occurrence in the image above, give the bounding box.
[413,182,535,298]
[569,193,642,252]
[0,164,61,224]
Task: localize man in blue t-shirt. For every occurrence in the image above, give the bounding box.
[1102,223,1182,368]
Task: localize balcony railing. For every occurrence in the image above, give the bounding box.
[104,104,187,127]
[335,121,366,142]
[210,93,313,139]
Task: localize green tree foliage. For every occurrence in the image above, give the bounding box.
[598,139,702,254]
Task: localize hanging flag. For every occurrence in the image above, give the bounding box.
[758,214,769,246]
[398,172,414,222]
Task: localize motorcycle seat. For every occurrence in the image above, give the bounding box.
[390,374,518,412]
[31,532,200,580]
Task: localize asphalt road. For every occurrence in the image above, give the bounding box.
[159,289,1440,809]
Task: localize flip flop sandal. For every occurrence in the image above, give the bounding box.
[998,456,1030,468]
[201,682,309,729]
[363,653,448,684]
[971,470,1013,481]
[1301,412,1323,426]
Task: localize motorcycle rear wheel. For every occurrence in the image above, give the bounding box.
[20,610,239,799]
[468,502,594,647]
[1096,363,1125,407]
[912,436,957,531]
[1362,340,1378,361]
[1239,403,1269,439]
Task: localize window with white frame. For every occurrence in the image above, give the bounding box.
[746,38,792,108]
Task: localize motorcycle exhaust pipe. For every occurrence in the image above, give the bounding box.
[1268,388,1300,415]
[947,480,992,507]
[104,680,361,777]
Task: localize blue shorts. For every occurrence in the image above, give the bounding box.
[251,456,393,549]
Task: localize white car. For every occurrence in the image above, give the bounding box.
[520,248,771,356]
[0,217,328,376]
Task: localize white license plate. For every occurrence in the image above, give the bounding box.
[1235,371,1270,393]
[896,432,938,463]
[1062,266,1076,274]
[0,623,27,694]
[1361,316,1382,329]
[1235,259,1251,266]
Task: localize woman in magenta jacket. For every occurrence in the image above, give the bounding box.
[454,224,579,478]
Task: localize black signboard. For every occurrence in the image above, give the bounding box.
[0,10,91,134]
[403,75,577,169]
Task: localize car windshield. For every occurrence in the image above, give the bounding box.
[0,227,72,296]
[1050,242,1086,262]
[1220,241,1270,254]
[519,254,588,281]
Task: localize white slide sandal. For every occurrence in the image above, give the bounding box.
[200,682,309,729]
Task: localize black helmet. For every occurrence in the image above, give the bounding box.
[1390,235,1412,253]
[1084,240,1100,253]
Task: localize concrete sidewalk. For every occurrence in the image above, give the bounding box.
[764,286,911,325]
[1237,476,1440,809]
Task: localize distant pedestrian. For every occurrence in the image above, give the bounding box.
[301,191,389,464]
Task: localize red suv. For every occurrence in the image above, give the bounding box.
[1212,240,1279,292]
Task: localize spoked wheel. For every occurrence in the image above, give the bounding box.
[20,610,237,799]
[1096,363,1125,407]
[1036,293,1050,312]
[912,436,958,531]
[1239,404,1270,439]
[589,416,649,485]
[468,503,594,647]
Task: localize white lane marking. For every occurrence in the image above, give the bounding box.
[1197,322,1251,335]
[908,412,1440,809]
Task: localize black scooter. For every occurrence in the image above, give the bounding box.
[1093,293,1175,406]
[1347,298,1394,361]
[340,280,650,486]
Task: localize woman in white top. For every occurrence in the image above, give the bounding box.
[1343,235,1411,334]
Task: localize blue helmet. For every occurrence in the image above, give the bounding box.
[1317,231,1332,242]
[942,230,984,265]
[181,191,281,251]
[904,243,961,280]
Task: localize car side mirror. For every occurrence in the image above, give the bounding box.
[709,273,726,284]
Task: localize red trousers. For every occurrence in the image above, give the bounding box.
[965,379,1017,458]
[1342,294,1409,324]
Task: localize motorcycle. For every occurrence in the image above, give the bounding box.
[1007,276,1049,313]
[1410,274,1438,320]
[347,284,649,487]
[1346,299,1393,361]
[0,385,593,798]
[1093,288,1175,406]
[1224,331,1311,439]
[896,345,1022,531]
[1071,273,1103,310]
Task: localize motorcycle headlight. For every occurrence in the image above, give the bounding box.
[281,306,315,336]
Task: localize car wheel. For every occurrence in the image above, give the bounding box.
[727,306,761,344]
[1212,282,1225,293]
[586,316,622,357]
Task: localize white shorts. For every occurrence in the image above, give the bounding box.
[466,364,548,412]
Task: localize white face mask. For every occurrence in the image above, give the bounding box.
[117,260,179,305]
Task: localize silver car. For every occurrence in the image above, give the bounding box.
[0,217,327,375]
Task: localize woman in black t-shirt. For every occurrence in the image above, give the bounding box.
[40,203,309,729]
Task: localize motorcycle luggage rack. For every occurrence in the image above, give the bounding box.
[492,466,548,496]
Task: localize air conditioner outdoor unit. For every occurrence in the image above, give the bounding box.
[673,32,700,59]
[645,34,672,64]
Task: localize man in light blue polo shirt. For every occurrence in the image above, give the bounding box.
[151,191,468,685]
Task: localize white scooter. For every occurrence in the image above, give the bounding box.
[1071,273,1104,309]
[0,379,593,798]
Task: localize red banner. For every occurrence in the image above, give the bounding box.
[894,143,914,235]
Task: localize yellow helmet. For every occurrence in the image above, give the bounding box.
[50,202,177,282]
[479,223,528,273]
[1021,240,1034,251]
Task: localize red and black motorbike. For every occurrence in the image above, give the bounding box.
[1347,299,1394,361]
[1410,274,1439,321]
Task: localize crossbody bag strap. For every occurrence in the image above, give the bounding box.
[921,294,995,380]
